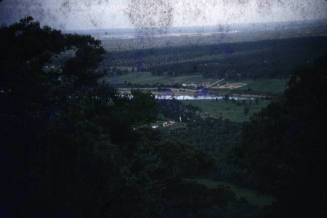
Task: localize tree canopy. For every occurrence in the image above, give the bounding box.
[0,17,229,218]
[232,54,327,218]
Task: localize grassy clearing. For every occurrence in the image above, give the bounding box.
[185,178,275,207]
[235,79,288,95]
[184,100,270,122]
[104,72,216,85]
[104,73,288,96]
[209,79,289,96]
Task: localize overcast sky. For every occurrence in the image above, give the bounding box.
[0,0,327,30]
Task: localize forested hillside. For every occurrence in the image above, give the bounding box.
[232,54,327,218]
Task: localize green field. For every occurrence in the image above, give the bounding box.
[185,178,276,208]
[208,79,288,96]
[104,72,277,123]
[235,79,288,95]
[184,99,270,122]
[104,72,288,95]
[104,72,216,85]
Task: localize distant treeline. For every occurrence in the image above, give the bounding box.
[103,36,327,80]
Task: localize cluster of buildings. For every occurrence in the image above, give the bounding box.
[152,120,176,129]
[182,82,210,89]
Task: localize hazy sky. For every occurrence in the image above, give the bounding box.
[0,0,327,30]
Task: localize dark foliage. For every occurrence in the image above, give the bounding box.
[0,18,234,218]
[232,55,327,218]
[158,99,199,122]
[164,180,236,218]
